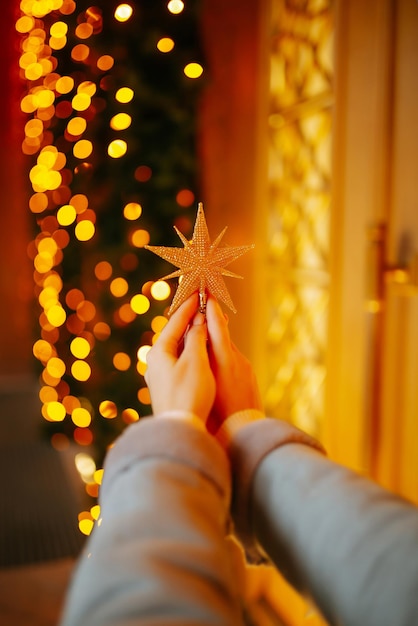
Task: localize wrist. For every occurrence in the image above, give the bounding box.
[215,409,265,448]
[154,410,206,433]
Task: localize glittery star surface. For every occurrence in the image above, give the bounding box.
[145,203,254,315]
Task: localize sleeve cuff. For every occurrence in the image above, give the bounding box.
[227,418,326,563]
[102,417,231,506]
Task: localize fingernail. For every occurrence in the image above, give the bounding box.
[192,312,206,326]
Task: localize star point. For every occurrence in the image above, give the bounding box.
[145,202,254,315]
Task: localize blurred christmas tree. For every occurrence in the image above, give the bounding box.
[18,0,204,519]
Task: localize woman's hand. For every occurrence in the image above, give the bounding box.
[145,293,216,422]
[206,297,263,433]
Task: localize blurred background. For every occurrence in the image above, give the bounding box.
[1,0,417,624]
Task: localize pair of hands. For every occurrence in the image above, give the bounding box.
[145,292,262,433]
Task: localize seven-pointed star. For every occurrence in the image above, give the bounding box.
[145,203,254,315]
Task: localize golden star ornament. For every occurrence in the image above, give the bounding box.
[145,203,254,315]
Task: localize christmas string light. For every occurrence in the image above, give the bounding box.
[16,0,204,535]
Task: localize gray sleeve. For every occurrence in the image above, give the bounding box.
[252,442,418,626]
[60,418,245,626]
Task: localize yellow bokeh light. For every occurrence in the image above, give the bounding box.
[73,139,93,159]
[130,294,150,315]
[108,139,127,158]
[157,37,175,53]
[113,352,131,371]
[115,87,134,103]
[46,401,66,422]
[37,148,58,169]
[56,75,74,94]
[39,289,58,311]
[46,356,66,378]
[150,280,171,301]
[42,370,60,388]
[71,360,92,382]
[90,504,101,520]
[25,63,43,81]
[50,21,68,37]
[34,252,53,273]
[184,62,204,79]
[39,386,58,404]
[167,0,184,15]
[21,94,37,114]
[110,277,129,297]
[114,3,133,22]
[136,360,147,375]
[138,387,151,405]
[33,339,53,362]
[123,202,142,220]
[151,315,168,333]
[57,204,77,226]
[67,117,87,136]
[137,344,151,363]
[70,337,91,359]
[99,400,117,419]
[36,89,55,108]
[46,304,66,327]
[50,35,67,51]
[25,119,44,138]
[131,229,150,248]
[20,51,37,70]
[16,15,35,33]
[78,81,97,97]
[38,236,58,255]
[79,518,94,536]
[75,220,95,241]
[110,112,132,131]
[94,469,104,485]
[72,407,92,427]
[72,92,91,111]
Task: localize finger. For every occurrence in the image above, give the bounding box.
[206,296,231,360]
[182,311,209,361]
[155,292,199,357]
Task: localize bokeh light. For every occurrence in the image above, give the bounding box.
[157,37,175,53]
[115,87,134,103]
[18,0,202,537]
[167,0,184,15]
[150,280,171,301]
[184,62,204,79]
[108,139,127,158]
[114,4,133,22]
[123,202,142,220]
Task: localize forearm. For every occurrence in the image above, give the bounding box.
[252,440,418,626]
[61,418,244,626]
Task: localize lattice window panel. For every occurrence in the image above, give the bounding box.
[265,0,333,437]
